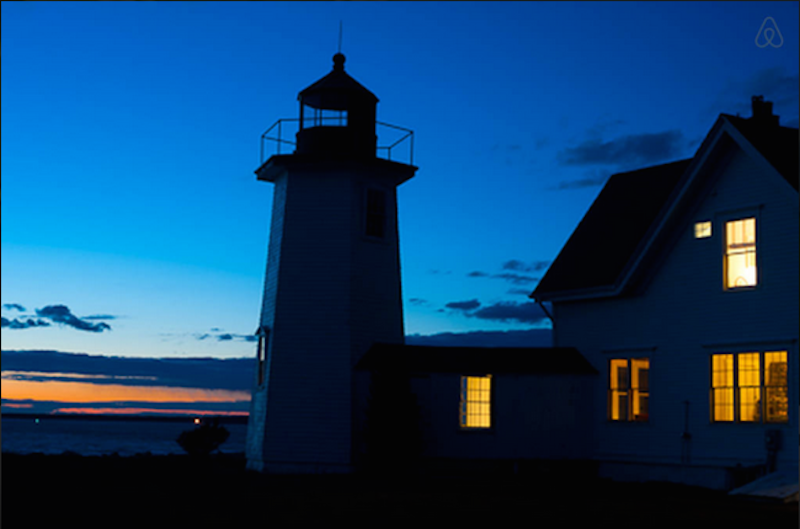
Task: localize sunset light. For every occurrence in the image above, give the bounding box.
[2,374,249,405]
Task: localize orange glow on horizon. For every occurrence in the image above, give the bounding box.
[1,376,249,404]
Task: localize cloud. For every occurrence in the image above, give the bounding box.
[35,305,111,332]
[81,314,118,321]
[445,299,481,311]
[1,350,253,391]
[548,170,612,190]
[406,328,552,347]
[558,130,685,168]
[194,331,257,343]
[707,67,799,125]
[2,304,26,312]
[507,288,533,296]
[408,298,428,306]
[467,271,489,278]
[586,117,626,139]
[502,260,550,273]
[1,317,51,330]
[491,273,538,285]
[469,301,550,325]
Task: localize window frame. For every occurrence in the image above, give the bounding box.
[694,220,712,239]
[256,326,271,387]
[722,215,758,291]
[709,350,789,424]
[607,357,650,422]
[459,374,493,430]
[364,187,387,240]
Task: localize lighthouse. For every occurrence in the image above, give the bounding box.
[245,53,417,473]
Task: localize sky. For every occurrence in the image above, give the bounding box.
[2,2,798,416]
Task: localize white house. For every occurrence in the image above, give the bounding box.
[531,96,799,490]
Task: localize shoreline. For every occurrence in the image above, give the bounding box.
[1,412,249,424]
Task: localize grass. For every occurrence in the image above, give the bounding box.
[2,452,797,527]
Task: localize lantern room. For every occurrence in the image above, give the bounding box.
[295,53,378,158]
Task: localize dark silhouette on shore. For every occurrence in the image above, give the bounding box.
[177,417,230,456]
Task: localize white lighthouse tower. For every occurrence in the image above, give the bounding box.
[245,53,417,473]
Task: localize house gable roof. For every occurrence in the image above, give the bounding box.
[532,159,691,298]
[532,112,799,302]
[724,115,798,191]
[355,343,598,375]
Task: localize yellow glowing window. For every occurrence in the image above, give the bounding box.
[725,218,756,289]
[695,221,712,238]
[460,375,491,428]
[765,351,788,423]
[609,358,649,421]
[711,351,788,423]
[738,353,761,422]
[711,354,734,422]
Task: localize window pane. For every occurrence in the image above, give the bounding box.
[738,353,761,422]
[725,218,756,288]
[610,359,629,390]
[461,375,491,428]
[713,388,734,422]
[609,359,630,421]
[712,354,733,388]
[765,351,788,423]
[712,355,734,422]
[695,221,712,238]
[630,358,649,421]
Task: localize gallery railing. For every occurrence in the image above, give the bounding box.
[260,118,414,166]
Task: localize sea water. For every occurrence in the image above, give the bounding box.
[0,415,247,456]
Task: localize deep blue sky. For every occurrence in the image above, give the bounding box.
[2,2,798,359]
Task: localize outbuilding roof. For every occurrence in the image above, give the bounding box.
[355,343,598,375]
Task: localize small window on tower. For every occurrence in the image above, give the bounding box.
[365,189,386,239]
[256,327,270,386]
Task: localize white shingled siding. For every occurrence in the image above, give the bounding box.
[411,373,595,461]
[245,172,287,471]
[553,145,799,488]
[247,163,407,472]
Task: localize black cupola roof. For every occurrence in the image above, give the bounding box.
[298,53,378,110]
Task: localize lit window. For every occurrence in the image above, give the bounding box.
[695,221,712,238]
[609,358,649,422]
[711,351,788,423]
[711,354,734,422]
[765,351,789,423]
[725,218,756,289]
[460,375,491,429]
[738,353,761,422]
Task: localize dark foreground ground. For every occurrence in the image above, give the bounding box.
[2,452,797,527]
